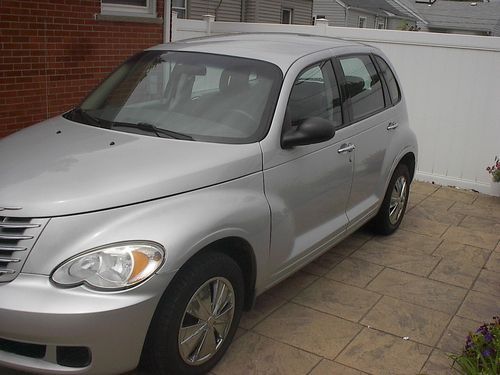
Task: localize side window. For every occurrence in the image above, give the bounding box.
[375,55,401,104]
[339,55,385,122]
[287,61,342,128]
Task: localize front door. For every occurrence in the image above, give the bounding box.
[263,60,354,281]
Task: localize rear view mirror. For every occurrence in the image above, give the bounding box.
[281,117,335,149]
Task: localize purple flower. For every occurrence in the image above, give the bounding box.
[482,348,494,358]
[484,332,493,343]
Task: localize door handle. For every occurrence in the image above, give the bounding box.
[338,143,355,154]
[387,122,399,130]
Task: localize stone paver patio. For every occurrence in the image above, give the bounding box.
[2,182,499,375]
[212,181,500,375]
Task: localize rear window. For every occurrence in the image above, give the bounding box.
[375,55,401,105]
[339,55,385,122]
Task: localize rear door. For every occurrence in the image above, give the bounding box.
[334,54,393,226]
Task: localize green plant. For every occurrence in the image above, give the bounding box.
[486,156,500,183]
[450,316,500,374]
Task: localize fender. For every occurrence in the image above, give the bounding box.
[23,172,271,292]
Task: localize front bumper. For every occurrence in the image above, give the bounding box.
[0,272,174,374]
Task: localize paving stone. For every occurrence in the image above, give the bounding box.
[442,226,499,250]
[400,215,450,238]
[213,331,320,375]
[431,187,477,204]
[459,215,500,233]
[293,278,381,322]
[429,258,482,288]
[419,196,455,210]
[472,194,500,209]
[311,249,345,269]
[266,271,318,301]
[484,250,500,272]
[361,296,451,346]
[472,269,500,297]
[372,229,442,254]
[336,328,432,375]
[420,349,459,375]
[254,303,361,360]
[309,359,366,375]
[406,204,464,226]
[351,228,374,242]
[325,257,383,288]
[458,291,500,323]
[407,192,428,210]
[302,261,330,276]
[450,202,500,221]
[437,316,480,354]
[411,181,439,196]
[433,240,490,268]
[240,293,286,330]
[367,269,467,314]
[353,241,440,277]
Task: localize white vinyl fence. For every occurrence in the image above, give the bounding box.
[171,16,500,195]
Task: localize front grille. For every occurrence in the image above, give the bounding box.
[0,216,48,283]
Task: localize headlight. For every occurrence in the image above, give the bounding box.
[51,241,165,290]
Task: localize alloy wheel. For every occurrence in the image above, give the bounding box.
[178,277,235,366]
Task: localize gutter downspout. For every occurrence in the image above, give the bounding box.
[241,0,246,22]
[345,6,349,27]
[163,0,172,42]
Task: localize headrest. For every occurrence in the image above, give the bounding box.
[345,75,365,98]
[219,67,251,93]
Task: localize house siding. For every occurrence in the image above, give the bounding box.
[189,0,242,22]
[347,9,376,28]
[245,0,258,22]
[313,0,346,26]
[0,0,164,138]
[284,0,313,25]
[245,0,312,24]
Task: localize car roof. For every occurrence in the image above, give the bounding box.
[149,33,362,72]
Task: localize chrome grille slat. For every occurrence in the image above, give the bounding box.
[0,246,27,252]
[0,223,41,229]
[0,234,34,240]
[0,214,48,283]
[0,258,21,263]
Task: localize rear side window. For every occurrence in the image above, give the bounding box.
[339,55,384,122]
[374,55,401,104]
[286,61,342,128]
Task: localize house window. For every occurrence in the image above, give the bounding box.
[172,0,187,19]
[358,16,366,28]
[377,20,385,29]
[101,0,156,17]
[282,8,293,24]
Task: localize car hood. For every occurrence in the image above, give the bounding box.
[0,117,262,217]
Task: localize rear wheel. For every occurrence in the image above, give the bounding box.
[142,252,244,375]
[371,164,410,235]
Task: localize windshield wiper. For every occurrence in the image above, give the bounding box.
[110,121,194,141]
[68,108,102,127]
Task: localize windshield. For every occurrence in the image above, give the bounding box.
[66,51,283,143]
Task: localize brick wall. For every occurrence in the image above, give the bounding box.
[0,0,165,138]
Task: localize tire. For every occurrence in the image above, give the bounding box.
[141,251,244,375]
[371,163,410,235]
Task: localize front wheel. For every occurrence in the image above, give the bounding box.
[141,252,244,375]
[371,164,410,235]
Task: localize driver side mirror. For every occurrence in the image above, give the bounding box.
[281,117,335,149]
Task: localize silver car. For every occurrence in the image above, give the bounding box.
[0,33,417,374]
